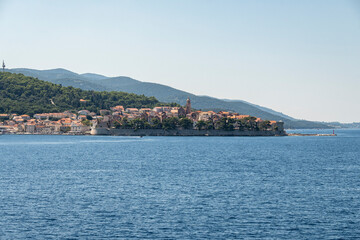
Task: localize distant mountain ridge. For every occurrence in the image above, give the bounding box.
[222,99,296,121]
[9,68,106,90]
[81,73,108,81]
[7,68,330,129]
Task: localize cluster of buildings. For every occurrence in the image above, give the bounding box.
[0,98,283,135]
[0,111,90,135]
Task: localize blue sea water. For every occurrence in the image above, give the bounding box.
[0,129,359,239]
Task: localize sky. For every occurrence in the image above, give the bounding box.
[0,0,359,123]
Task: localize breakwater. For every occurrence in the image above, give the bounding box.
[287,133,337,137]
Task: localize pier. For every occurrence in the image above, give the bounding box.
[287,133,337,137]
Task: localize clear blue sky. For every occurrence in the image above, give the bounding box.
[1,0,359,122]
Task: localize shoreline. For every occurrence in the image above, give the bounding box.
[91,128,287,136]
[1,129,286,136]
[1,131,338,137]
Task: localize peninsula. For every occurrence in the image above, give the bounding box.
[0,72,285,136]
[0,98,285,136]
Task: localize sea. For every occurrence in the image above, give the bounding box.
[0,129,359,239]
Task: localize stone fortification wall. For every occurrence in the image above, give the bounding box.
[95,129,286,136]
[90,127,111,135]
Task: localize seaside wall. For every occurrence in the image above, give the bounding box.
[94,128,286,136]
[90,127,111,135]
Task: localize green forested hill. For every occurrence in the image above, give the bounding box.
[0,72,159,115]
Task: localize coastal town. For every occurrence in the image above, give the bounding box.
[0,98,284,136]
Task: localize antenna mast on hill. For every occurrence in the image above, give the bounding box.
[2,60,5,72]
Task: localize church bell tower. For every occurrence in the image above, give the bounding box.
[185,97,191,114]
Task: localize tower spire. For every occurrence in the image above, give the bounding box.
[2,60,5,72]
[185,97,191,114]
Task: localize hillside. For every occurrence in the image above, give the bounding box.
[0,72,158,115]
[7,68,330,128]
[8,68,108,91]
[222,99,296,121]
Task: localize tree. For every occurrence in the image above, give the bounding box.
[0,116,9,122]
[62,127,71,133]
[81,119,91,126]
[150,118,162,129]
[113,120,121,129]
[259,120,271,131]
[216,117,235,131]
[236,119,246,131]
[179,118,193,129]
[243,116,257,131]
[120,117,131,129]
[195,120,206,130]
[162,117,179,130]
[205,120,214,130]
[130,118,149,130]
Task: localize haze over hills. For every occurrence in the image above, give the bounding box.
[7,68,330,129]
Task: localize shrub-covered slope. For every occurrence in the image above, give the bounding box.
[0,72,158,115]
